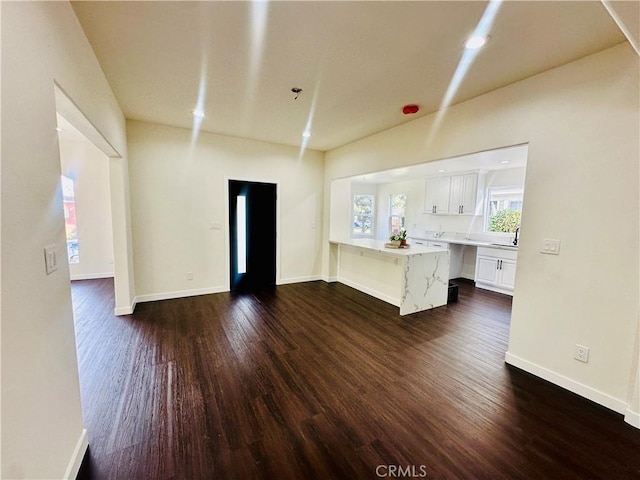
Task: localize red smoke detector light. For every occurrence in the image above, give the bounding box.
[402,104,420,115]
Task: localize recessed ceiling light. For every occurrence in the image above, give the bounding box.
[192,109,205,118]
[302,130,311,138]
[55,127,63,132]
[437,169,446,173]
[465,35,487,50]
[500,160,510,164]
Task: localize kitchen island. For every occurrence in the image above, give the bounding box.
[330,239,450,315]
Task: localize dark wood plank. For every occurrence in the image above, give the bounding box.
[73,278,640,480]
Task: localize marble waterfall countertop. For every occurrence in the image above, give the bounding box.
[329,238,448,256]
[330,238,450,315]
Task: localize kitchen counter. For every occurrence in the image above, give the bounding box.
[408,236,518,250]
[330,238,448,256]
[330,239,450,315]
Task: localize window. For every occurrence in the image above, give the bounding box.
[485,186,523,233]
[389,193,406,235]
[61,175,79,264]
[352,194,374,235]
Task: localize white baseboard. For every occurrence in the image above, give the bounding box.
[70,272,114,281]
[277,275,322,285]
[625,408,640,428]
[114,297,137,316]
[322,275,338,283]
[338,277,400,307]
[505,352,628,415]
[64,428,88,480]
[135,286,228,304]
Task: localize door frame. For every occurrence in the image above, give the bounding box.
[224,176,281,291]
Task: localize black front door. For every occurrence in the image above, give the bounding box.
[229,180,277,291]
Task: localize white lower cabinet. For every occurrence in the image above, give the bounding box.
[475,247,518,295]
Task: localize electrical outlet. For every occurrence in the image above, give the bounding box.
[574,344,590,363]
[186,272,194,281]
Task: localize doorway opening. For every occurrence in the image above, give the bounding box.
[57,113,115,281]
[228,180,277,291]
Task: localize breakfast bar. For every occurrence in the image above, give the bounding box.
[330,239,450,315]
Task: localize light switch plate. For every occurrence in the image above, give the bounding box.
[44,245,58,275]
[541,238,560,255]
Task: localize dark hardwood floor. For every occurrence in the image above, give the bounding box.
[72,279,640,480]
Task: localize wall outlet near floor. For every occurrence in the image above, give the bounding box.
[574,344,590,363]
[186,272,194,281]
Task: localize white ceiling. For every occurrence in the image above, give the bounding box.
[72,1,628,152]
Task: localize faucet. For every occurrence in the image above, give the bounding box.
[513,227,520,246]
[434,231,444,239]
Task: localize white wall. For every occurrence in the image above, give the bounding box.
[1,2,132,478]
[59,135,115,280]
[127,120,325,301]
[322,44,639,423]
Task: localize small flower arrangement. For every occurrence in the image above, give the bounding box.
[389,228,408,245]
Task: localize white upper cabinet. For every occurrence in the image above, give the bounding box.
[424,176,450,214]
[425,172,484,215]
[450,173,479,215]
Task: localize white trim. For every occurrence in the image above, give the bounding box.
[625,408,640,429]
[338,277,401,307]
[63,428,88,480]
[135,286,228,304]
[70,272,114,281]
[277,275,322,285]
[475,282,514,296]
[505,352,628,415]
[114,297,137,316]
[322,275,339,283]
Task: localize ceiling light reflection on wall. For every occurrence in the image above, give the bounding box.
[465,35,488,50]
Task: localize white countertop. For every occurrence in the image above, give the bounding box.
[409,236,518,251]
[329,238,448,256]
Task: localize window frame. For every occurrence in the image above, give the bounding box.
[388,193,407,237]
[484,185,524,235]
[352,193,375,237]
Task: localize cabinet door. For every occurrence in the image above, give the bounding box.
[425,177,450,214]
[449,173,478,215]
[449,175,464,214]
[499,259,517,289]
[475,255,499,285]
[459,173,478,215]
